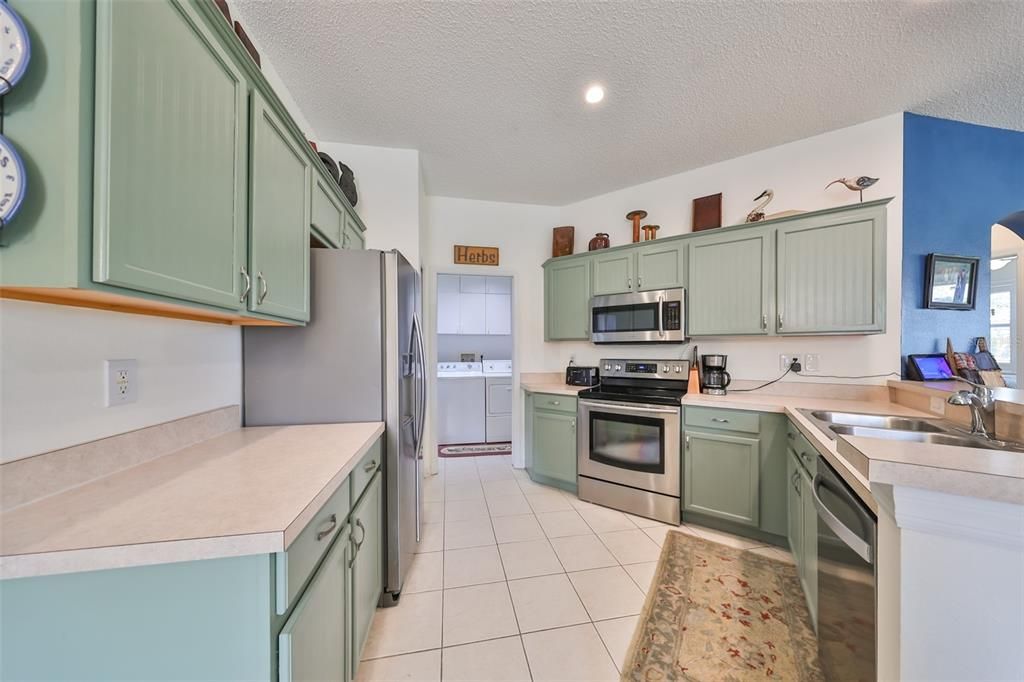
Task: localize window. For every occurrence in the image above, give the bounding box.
[990,256,1017,375]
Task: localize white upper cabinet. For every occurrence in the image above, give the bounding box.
[438,274,511,335]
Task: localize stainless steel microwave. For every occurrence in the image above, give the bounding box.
[590,288,686,344]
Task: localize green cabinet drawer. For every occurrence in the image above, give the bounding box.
[350,472,383,675]
[278,524,350,682]
[350,438,383,503]
[685,407,760,434]
[276,479,352,615]
[683,430,760,527]
[311,177,344,247]
[532,393,577,414]
[786,422,819,476]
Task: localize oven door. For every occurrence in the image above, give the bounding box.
[590,289,685,344]
[577,399,680,496]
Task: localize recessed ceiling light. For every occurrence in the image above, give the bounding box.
[585,85,605,104]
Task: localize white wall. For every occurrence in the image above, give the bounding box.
[316,142,423,269]
[544,113,905,382]
[0,300,241,463]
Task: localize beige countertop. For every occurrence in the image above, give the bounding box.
[521,381,588,396]
[684,392,1024,507]
[0,422,385,579]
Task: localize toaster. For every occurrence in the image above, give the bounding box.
[565,365,600,386]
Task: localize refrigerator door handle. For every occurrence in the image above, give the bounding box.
[412,313,428,455]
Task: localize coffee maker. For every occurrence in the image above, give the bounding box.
[701,354,731,395]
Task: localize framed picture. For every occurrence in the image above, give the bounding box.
[924,253,979,310]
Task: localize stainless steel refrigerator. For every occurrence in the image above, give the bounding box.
[242,249,425,606]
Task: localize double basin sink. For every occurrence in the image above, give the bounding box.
[797,409,1024,453]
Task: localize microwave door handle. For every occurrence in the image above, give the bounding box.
[658,295,665,337]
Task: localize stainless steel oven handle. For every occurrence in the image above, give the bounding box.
[811,473,873,564]
[580,399,679,415]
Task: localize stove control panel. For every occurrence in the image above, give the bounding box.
[600,359,689,380]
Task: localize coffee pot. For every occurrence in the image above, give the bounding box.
[700,354,731,395]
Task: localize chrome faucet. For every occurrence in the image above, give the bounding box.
[947,382,995,439]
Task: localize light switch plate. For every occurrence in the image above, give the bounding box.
[804,353,820,372]
[929,396,946,416]
[106,359,138,406]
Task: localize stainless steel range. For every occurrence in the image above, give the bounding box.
[577,359,688,524]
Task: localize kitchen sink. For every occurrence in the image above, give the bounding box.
[797,408,1024,453]
[827,425,1024,452]
[808,411,946,433]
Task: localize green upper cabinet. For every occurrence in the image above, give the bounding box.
[544,259,591,340]
[775,203,886,334]
[636,242,686,291]
[688,227,772,336]
[312,176,344,248]
[249,90,311,322]
[683,430,760,527]
[591,250,634,296]
[92,0,248,310]
[342,213,367,250]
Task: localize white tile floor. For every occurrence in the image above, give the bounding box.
[357,454,793,682]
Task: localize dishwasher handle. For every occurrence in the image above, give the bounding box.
[811,473,874,565]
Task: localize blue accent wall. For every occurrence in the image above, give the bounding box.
[901,113,1024,370]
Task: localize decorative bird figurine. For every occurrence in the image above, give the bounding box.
[826,176,878,202]
[746,189,774,223]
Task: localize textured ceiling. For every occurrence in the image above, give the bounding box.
[232,0,1024,205]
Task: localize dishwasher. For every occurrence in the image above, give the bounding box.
[812,456,877,681]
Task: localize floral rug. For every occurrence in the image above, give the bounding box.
[622,531,823,681]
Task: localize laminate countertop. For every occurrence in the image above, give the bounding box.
[684,393,1024,508]
[0,422,385,580]
[521,382,589,397]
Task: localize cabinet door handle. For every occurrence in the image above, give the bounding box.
[363,460,377,473]
[786,432,795,440]
[316,514,338,542]
[239,266,251,303]
[349,518,366,566]
[627,277,632,289]
[685,435,690,449]
[710,417,730,424]
[570,420,576,429]
[257,271,269,305]
[638,276,643,288]
[778,312,784,330]
[792,472,801,495]
[552,400,560,406]
[761,313,767,330]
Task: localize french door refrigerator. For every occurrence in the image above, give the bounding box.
[243,249,425,606]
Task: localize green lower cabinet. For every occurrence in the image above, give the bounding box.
[544,259,591,340]
[350,473,384,675]
[91,0,249,310]
[787,449,803,562]
[279,525,351,682]
[527,394,578,491]
[799,464,818,627]
[683,430,760,527]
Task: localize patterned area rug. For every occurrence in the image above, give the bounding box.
[438,442,512,458]
[623,531,823,681]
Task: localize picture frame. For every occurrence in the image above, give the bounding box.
[924,253,979,310]
[692,193,722,232]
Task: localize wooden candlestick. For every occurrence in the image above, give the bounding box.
[642,224,660,240]
[626,210,647,244]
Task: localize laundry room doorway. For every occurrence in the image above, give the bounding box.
[434,273,515,460]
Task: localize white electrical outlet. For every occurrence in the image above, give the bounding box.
[779,354,800,371]
[106,359,138,406]
[804,353,820,372]
[929,396,946,416]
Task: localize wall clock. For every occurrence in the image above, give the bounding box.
[0,134,27,225]
[0,1,31,95]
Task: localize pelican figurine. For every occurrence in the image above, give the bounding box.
[826,176,878,202]
[746,189,773,223]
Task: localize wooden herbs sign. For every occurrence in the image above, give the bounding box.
[453,245,500,266]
